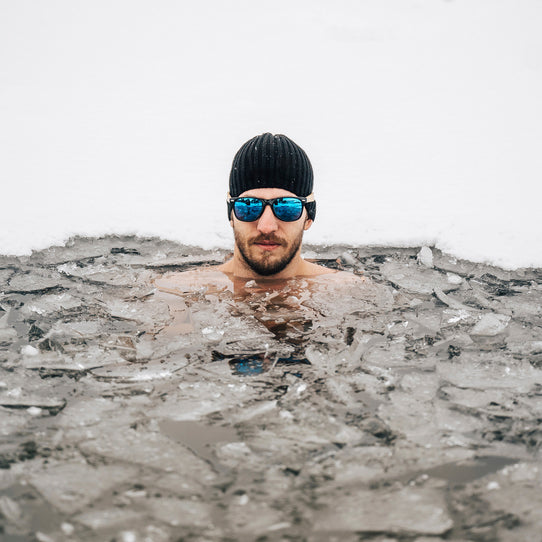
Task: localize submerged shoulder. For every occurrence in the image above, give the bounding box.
[300,260,337,277]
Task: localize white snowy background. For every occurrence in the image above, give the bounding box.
[1,0,541,269]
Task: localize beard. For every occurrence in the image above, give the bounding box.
[234,228,304,277]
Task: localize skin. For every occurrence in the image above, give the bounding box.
[218,188,335,280]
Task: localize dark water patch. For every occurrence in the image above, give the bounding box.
[110,247,140,255]
[159,419,238,475]
[402,456,519,487]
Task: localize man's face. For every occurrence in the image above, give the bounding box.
[231,188,313,277]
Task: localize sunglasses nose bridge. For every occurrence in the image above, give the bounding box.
[256,201,279,232]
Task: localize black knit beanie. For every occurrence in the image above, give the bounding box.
[229,133,313,197]
[229,133,315,220]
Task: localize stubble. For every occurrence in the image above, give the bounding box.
[234,229,304,277]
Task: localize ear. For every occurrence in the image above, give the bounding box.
[303,218,313,231]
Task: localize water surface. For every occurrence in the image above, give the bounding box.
[1,236,541,541]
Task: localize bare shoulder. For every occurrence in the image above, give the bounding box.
[300,260,336,276]
[152,267,233,295]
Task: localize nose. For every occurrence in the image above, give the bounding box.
[256,205,279,235]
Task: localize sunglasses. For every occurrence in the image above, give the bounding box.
[228,196,312,222]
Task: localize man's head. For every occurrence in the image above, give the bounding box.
[227,133,316,277]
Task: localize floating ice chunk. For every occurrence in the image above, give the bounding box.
[123,488,146,498]
[35,532,54,542]
[295,382,307,395]
[27,406,42,416]
[442,309,474,326]
[279,409,294,420]
[471,313,511,336]
[90,361,182,383]
[313,487,452,535]
[0,326,17,342]
[58,397,118,428]
[228,499,284,534]
[7,273,63,293]
[80,427,216,478]
[145,497,212,527]
[0,269,14,286]
[340,251,358,266]
[267,521,292,531]
[447,272,463,285]
[61,523,75,535]
[438,354,540,391]
[23,293,82,316]
[74,508,141,530]
[135,338,154,359]
[21,345,39,356]
[502,462,541,483]
[7,387,22,398]
[506,338,542,355]
[154,472,205,496]
[201,326,225,341]
[363,340,407,368]
[487,481,500,490]
[332,448,392,485]
[434,287,471,311]
[58,262,137,286]
[1,395,65,414]
[28,463,138,514]
[382,261,458,295]
[301,249,318,259]
[497,291,542,318]
[400,372,439,401]
[333,424,366,445]
[216,442,253,468]
[0,495,23,525]
[120,532,137,542]
[49,320,101,337]
[417,246,434,268]
[232,400,277,423]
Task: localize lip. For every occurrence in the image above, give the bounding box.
[254,242,281,251]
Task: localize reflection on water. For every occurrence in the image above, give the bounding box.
[1,237,542,541]
[227,353,311,376]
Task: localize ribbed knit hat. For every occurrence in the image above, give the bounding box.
[229,133,314,197]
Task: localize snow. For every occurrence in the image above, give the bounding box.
[1,0,541,269]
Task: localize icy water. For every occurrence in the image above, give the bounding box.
[1,236,542,542]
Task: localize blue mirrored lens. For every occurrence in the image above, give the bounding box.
[232,197,304,222]
[272,198,303,221]
[233,198,263,221]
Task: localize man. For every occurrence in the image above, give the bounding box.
[153,133,357,336]
[218,132,335,280]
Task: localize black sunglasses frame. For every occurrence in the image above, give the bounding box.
[227,196,316,222]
